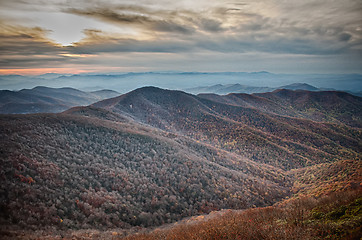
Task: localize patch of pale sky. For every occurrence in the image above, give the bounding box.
[0,8,137,46]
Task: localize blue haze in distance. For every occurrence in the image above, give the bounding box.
[1,72,361,94]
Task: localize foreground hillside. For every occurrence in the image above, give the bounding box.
[3,189,361,239]
[0,113,290,231]
[121,189,362,240]
[0,87,361,239]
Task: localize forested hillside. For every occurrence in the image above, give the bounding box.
[122,189,362,240]
[92,87,361,170]
[0,86,119,114]
[0,114,290,231]
[199,89,362,127]
[0,87,361,239]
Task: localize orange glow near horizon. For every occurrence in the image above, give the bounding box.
[0,68,91,76]
[0,67,134,76]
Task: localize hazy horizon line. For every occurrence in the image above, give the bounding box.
[2,70,362,77]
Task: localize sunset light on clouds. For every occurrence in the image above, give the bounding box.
[0,0,361,75]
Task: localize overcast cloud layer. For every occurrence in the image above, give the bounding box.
[0,0,361,74]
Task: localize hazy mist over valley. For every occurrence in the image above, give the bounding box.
[1,0,361,239]
[1,72,362,93]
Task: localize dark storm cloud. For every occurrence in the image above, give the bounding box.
[198,18,224,32]
[70,29,194,53]
[0,23,60,55]
[338,33,352,42]
[67,7,195,34]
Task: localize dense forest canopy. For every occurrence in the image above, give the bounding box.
[0,87,361,238]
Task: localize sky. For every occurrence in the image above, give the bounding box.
[0,0,361,75]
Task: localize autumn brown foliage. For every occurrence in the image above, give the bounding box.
[0,87,361,239]
[122,189,362,240]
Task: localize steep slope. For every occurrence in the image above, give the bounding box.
[198,92,281,112]
[290,159,362,197]
[185,82,319,95]
[198,89,362,128]
[93,87,214,131]
[92,87,361,170]
[122,189,362,240]
[255,89,362,127]
[185,84,274,95]
[0,113,290,231]
[0,86,119,114]
[279,83,320,91]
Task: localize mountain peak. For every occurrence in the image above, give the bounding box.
[279,83,319,91]
[94,86,194,108]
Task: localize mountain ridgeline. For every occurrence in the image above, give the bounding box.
[90,87,361,169]
[0,86,120,114]
[185,82,362,97]
[199,89,362,128]
[185,83,323,95]
[0,86,361,237]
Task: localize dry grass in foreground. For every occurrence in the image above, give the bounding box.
[122,189,362,240]
[1,189,360,239]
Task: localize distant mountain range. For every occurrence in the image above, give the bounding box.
[0,86,119,114]
[1,72,361,93]
[2,83,361,115]
[184,82,362,96]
